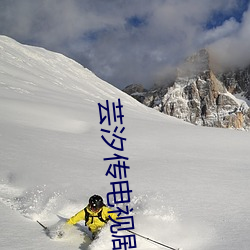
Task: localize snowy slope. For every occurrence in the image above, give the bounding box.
[0,36,250,250]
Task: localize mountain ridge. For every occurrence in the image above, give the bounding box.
[123,49,250,130]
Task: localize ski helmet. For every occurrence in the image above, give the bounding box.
[89,195,104,211]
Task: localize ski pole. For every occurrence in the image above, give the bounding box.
[37,220,48,230]
[126,229,181,250]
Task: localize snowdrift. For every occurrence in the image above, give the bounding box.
[0,36,250,250]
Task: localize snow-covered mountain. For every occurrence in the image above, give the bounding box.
[217,65,250,100]
[1,36,250,250]
[124,49,250,130]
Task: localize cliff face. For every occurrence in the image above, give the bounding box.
[217,66,250,99]
[123,49,250,130]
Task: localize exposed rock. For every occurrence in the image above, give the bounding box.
[123,49,250,130]
[217,66,250,99]
[123,83,146,95]
[123,84,147,103]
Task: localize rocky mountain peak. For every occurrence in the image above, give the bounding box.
[177,48,210,78]
[123,49,250,130]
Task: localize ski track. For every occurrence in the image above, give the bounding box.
[0,179,72,222]
[0,181,212,250]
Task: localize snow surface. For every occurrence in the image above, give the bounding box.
[0,35,250,250]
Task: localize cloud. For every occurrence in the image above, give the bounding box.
[0,0,249,88]
[209,4,250,69]
[200,18,240,45]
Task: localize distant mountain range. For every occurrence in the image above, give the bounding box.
[123,49,250,130]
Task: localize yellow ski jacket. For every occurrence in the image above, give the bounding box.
[67,206,117,233]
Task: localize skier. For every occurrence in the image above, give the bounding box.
[66,194,117,239]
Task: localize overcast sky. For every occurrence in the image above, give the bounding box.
[0,0,249,89]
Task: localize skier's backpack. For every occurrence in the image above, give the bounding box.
[84,207,109,226]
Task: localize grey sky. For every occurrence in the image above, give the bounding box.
[0,0,249,89]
